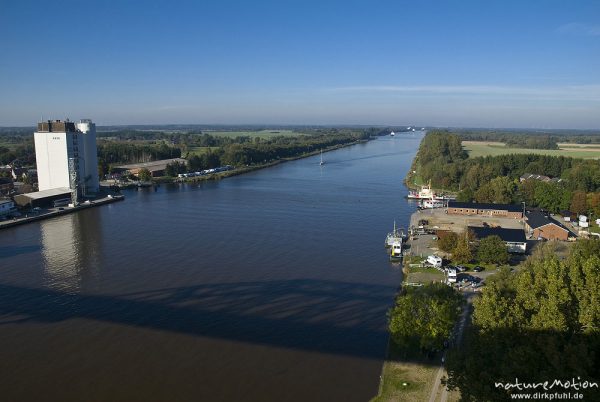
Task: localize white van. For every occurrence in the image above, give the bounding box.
[427,255,442,268]
[447,268,457,284]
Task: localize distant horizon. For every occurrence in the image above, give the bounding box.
[2,122,600,132]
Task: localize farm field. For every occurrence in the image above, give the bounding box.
[202,129,305,139]
[187,146,221,157]
[463,141,600,159]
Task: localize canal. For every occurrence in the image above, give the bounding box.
[0,133,422,402]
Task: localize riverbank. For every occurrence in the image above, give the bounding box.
[0,195,124,230]
[176,139,368,183]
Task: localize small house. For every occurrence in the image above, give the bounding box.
[525,211,575,241]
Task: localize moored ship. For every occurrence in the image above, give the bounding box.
[407,181,455,201]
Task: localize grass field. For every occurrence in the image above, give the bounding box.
[463,141,600,159]
[187,146,221,156]
[372,346,460,402]
[201,129,304,139]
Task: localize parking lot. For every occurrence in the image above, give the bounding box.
[410,207,526,233]
[403,208,522,289]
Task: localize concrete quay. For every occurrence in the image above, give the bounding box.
[0,195,124,230]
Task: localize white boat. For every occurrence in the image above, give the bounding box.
[390,131,395,136]
[320,150,324,166]
[421,199,446,209]
[385,221,404,248]
[390,239,403,259]
[407,182,436,199]
[407,181,455,201]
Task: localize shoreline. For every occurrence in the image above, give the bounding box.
[174,139,369,183]
[2,139,372,230]
[0,195,125,230]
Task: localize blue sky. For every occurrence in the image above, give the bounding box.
[1,0,599,128]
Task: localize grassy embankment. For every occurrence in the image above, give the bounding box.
[463,141,600,159]
[373,352,461,402]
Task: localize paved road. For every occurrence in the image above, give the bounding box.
[427,293,473,402]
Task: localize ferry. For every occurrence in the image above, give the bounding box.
[407,181,455,201]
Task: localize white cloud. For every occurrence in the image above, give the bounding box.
[557,22,600,36]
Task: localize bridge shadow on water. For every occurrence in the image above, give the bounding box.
[0,279,401,360]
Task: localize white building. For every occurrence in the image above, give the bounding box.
[34,119,99,196]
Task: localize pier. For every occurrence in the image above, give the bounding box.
[0,195,125,230]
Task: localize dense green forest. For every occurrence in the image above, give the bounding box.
[408,131,600,213]
[453,128,600,146]
[446,241,600,401]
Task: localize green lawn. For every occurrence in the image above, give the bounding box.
[372,343,461,402]
[201,129,304,139]
[463,141,600,159]
[589,225,600,234]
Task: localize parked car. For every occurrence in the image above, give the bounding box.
[473,266,484,272]
[455,265,466,272]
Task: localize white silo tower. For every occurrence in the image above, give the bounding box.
[76,119,100,194]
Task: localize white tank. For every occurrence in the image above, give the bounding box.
[76,119,99,194]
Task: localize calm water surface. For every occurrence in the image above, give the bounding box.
[0,134,422,402]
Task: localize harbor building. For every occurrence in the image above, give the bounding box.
[112,158,188,178]
[446,201,523,219]
[525,210,575,241]
[469,226,527,253]
[34,119,99,196]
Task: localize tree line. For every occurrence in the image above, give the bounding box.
[453,128,600,146]
[446,240,600,401]
[0,138,35,166]
[410,131,600,213]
